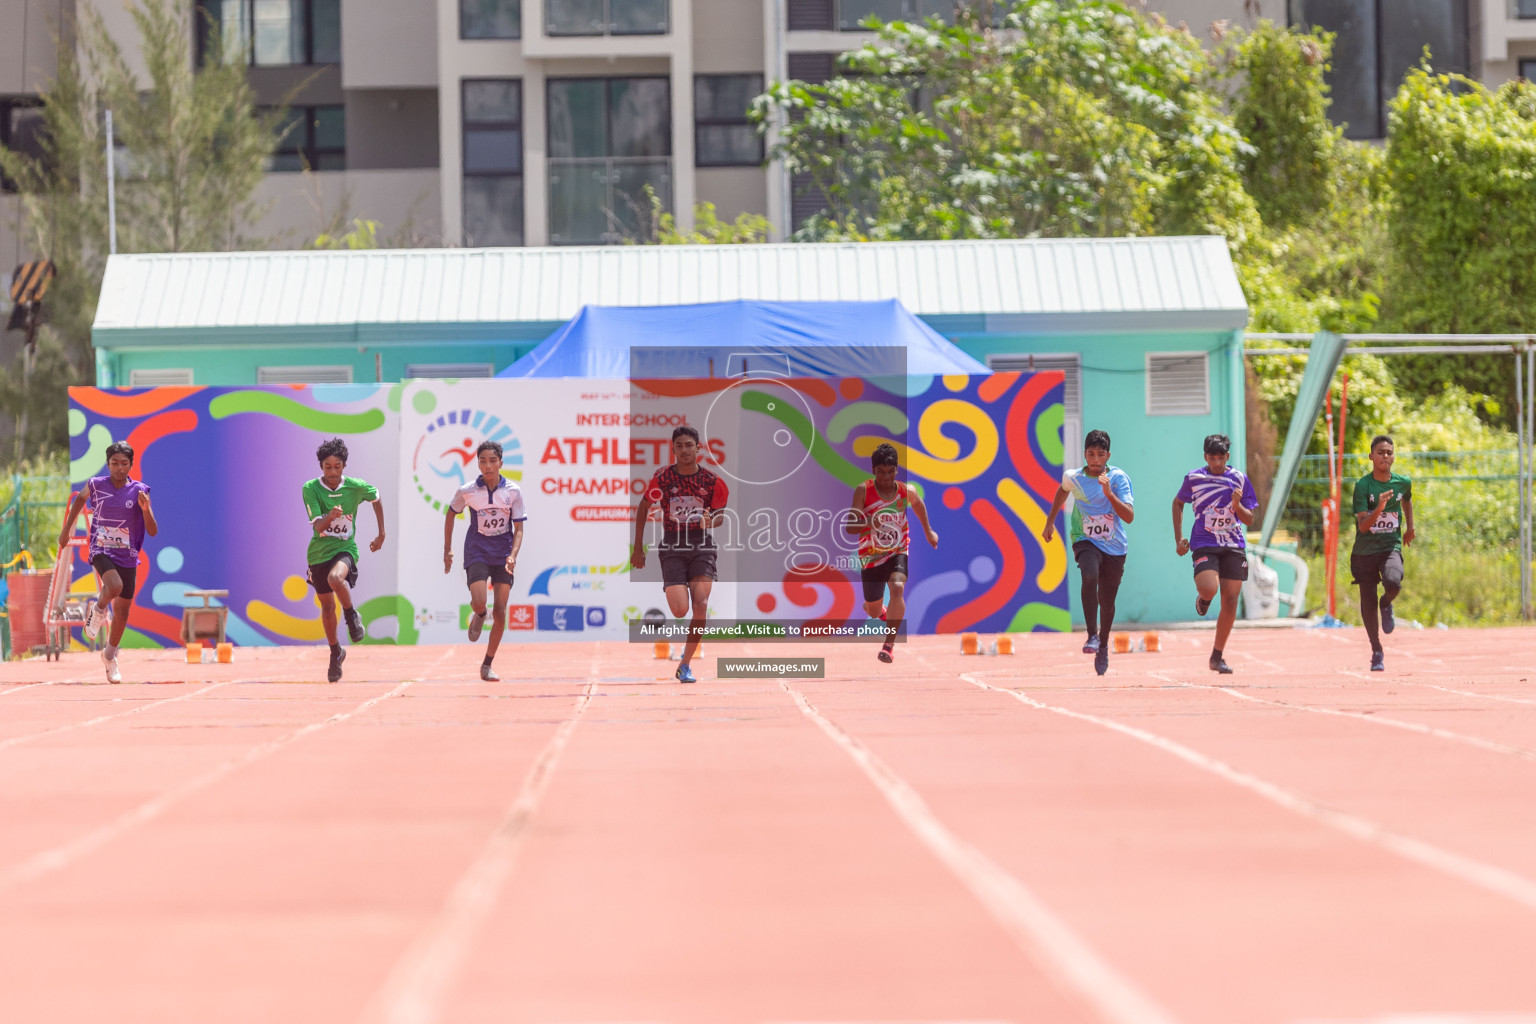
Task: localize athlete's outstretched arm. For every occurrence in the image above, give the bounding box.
[1040,485,1070,543]
[443,507,458,573]
[909,490,939,548]
[57,490,89,553]
[1102,475,1134,524]
[1403,496,1416,545]
[631,494,652,569]
[369,498,386,552]
[1231,486,1256,527]
[507,520,524,573]
[138,491,158,537]
[1171,497,1189,556]
[846,485,867,538]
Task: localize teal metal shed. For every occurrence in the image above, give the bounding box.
[91,237,1249,623]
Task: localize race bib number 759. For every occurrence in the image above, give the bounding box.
[1203,508,1238,534]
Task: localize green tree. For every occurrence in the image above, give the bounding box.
[754,0,1259,247]
[631,187,772,244]
[0,0,278,460]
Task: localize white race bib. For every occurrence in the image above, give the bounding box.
[669,495,706,526]
[1080,512,1117,540]
[871,512,903,550]
[1371,509,1400,534]
[322,513,354,539]
[477,507,510,536]
[96,524,130,549]
[1203,507,1239,534]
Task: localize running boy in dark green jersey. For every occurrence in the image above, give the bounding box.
[1351,434,1415,672]
[303,437,386,682]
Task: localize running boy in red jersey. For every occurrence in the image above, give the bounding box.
[632,425,728,684]
[845,442,938,663]
[58,441,158,684]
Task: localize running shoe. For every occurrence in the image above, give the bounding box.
[877,643,894,664]
[675,663,696,684]
[102,648,121,685]
[467,610,486,643]
[1380,602,1395,635]
[344,608,365,644]
[1370,650,1385,672]
[1209,653,1233,675]
[480,662,499,682]
[1082,634,1100,655]
[1094,647,1108,676]
[1195,596,1211,617]
[327,646,346,683]
[84,601,108,642]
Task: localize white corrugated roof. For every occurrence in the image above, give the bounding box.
[93,237,1247,338]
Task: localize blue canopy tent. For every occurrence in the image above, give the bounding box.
[497,299,990,378]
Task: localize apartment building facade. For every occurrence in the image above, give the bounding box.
[0,0,1523,282]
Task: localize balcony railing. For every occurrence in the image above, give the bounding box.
[546,0,667,36]
[548,157,672,244]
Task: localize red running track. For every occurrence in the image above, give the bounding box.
[1,627,1535,1024]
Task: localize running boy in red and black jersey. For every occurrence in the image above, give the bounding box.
[58,441,158,684]
[444,441,527,681]
[632,425,728,684]
[845,442,938,663]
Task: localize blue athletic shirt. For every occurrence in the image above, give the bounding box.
[1176,466,1258,550]
[449,476,527,568]
[1062,465,1133,556]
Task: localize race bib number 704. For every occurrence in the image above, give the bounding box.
[1079,512,1116,540]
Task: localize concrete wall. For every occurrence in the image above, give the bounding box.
[343,0,437,89]
[251,168,443,247]
[347,89,441,170]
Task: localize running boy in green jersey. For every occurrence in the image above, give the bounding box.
[303,437,386,682]
[1351,434,1415,672]
[1042,429,1134,676]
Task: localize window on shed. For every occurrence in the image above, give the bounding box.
[1145,352,1209,416]
[257,365,354,384]
[128,368,195,386]
[405,363,496,378]
[987,353,1081,458]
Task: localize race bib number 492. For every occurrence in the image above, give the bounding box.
[477,508,510,536]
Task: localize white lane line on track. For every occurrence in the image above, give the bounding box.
[1149,671,1536,764]
[0,681,54,696]
[0,678,415,892]
[1339,670,1536,707]
[365,656,601,1024]
[779,677,1181,1024]
[0,681,230,752]
[962,672,1536,915]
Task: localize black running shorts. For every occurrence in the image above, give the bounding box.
[91,554,138,600]
[308,552,358,595]
[860,554,909,603]
[466,561,515,587]
[1191,546,1248,582]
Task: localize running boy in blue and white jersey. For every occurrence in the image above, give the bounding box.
[58,441,158,684]
[1042,429,1134,676]
[444,441,527,681]
[1172,433,1258,674]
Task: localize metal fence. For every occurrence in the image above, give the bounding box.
[1,475,72,659]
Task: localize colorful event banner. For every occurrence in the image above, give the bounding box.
[67,373,1066,648]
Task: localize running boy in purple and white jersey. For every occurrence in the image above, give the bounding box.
[444,441,527,681]
[1172,434,1258,674]
[58,441,158,684]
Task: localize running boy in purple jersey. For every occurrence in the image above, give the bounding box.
[444,441,527,681]
[58,441,158,684]
[1172,434,1258,674]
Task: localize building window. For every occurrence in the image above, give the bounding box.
[784,1,994,31]
[0,97,45,193]
[1145,352,1210,417]
[257,365,353,384]
[196,0,341,67]
[694,75,764,167]
[264,105,345,170]
[1519,0,1536,19]
[547,77,672,245]
[129,369,196,386]
[462,79,524,247]
[406,363,496,378]
[1290,0,1467,140]
[546,0,668,36]
[1522,59,1536,79]
[461,0,521,38]
[987,353,1082,458]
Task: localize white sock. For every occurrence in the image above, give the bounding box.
[104,644,119,660]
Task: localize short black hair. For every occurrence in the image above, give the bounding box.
[672,425,701,445]
[870,442,900,469]
[316,437,349,466]
[1370,434,1394,452]
[476,440,503,460]
[1084,429,1111,452]
[104,441,135,466]
[1203,433,1231,456]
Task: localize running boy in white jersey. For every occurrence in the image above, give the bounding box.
[444,440,527,681]
[302,437,385,682]
[1042,429,1134,676]
[632,426,729,684]
[845,442,939,664]
[1351,434,1415,672]
[1172,434,1258,674]
[58,441,158,683]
